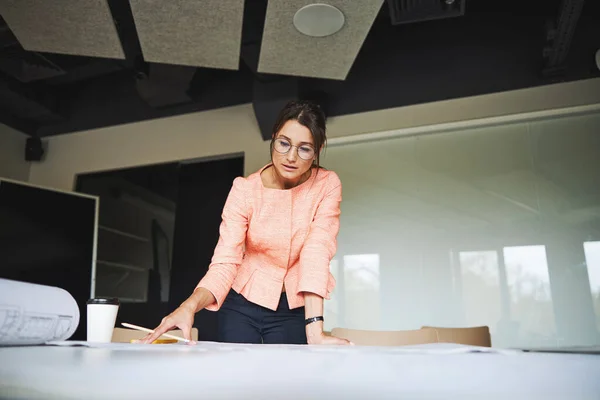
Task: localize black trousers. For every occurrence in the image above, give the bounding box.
[218,290,307,344]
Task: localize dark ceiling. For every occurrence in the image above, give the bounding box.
[0,0,599,139]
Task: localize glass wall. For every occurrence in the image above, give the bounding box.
[322,111,600,348]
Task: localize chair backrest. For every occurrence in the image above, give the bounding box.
[112,327,199,343]
[331,327,440,346]
[421,325,491,347]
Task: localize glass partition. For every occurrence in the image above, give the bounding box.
[322,111,600,348]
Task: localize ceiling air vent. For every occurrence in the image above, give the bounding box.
[0,47,65,83]
[386,0,466,25]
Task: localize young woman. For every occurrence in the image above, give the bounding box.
[140,100,350,345]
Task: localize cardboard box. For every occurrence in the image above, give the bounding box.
[330,327,440,346]
[330,326,491,347]
[421,326,491,347]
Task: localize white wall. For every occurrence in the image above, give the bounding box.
[0,123,30,182]
[28,78,600,191]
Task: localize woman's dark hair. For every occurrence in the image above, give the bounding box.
[270,100,327,169]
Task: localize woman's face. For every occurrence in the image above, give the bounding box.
[272,120,316,182]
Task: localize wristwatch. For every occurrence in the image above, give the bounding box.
[305,316,324,326]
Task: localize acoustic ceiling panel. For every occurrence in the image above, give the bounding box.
[129,0,245,70]
[258,0,384,80]
[0,0,125,59]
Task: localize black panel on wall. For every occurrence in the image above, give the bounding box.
[0,180,96,341]
[169,155,245,341]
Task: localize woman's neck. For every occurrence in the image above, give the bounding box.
[267,165,311,190]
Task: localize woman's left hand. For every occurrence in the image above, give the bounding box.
[302,293,354,345]
[307,332,354,345]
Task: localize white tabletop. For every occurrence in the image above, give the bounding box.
[1,342,599,400]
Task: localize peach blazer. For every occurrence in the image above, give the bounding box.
[196,164,341,311]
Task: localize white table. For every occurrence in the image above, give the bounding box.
[1,342,599,399]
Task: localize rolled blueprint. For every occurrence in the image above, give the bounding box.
[0,278,80,346]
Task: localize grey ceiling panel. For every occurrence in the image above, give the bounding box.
[0,0,125,59]
[258,0,384,80]
[129,0,245,70]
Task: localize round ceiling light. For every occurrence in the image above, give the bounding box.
[293,4,345,38]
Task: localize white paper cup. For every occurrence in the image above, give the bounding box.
[86,298,120,343]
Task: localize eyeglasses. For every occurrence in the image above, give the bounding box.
[273,138,315,160]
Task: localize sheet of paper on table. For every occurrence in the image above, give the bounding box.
[44,340,522,355]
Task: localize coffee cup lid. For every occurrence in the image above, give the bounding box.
[87,297,119,305]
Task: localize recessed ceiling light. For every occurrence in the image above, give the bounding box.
[293,3,345,38]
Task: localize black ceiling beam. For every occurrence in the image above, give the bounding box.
[240,0,284,83]
[105,0,143,68]
[543,0,586,77]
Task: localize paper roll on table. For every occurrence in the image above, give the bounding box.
[0,278,80,346]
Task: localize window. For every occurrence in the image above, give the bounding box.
[344,254,380,329]
[459,251,501,332]
[503,245,555,346]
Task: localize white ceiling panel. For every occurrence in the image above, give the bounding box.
[0,0,125,59]
[129,0,245,70]
[258,0,384,80]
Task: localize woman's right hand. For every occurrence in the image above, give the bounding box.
[138,303,197,345]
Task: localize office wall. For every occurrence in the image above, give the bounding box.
[28,78,600,191]
[0,123,30,182]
